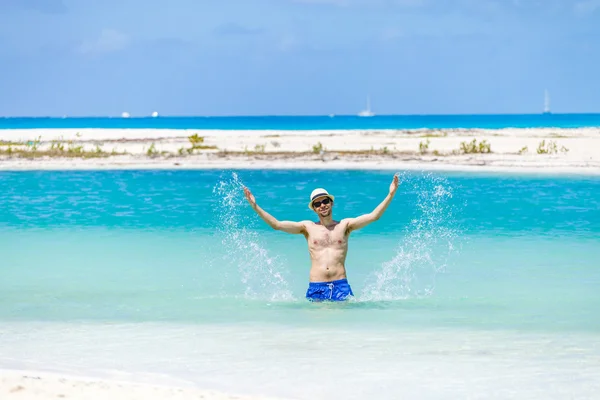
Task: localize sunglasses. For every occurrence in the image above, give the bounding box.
[312,197,331,208]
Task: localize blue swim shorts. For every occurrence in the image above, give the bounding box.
[306,278,354,302]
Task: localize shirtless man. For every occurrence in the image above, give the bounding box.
[243,174,399,302]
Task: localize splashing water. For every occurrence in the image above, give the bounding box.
[212,172,294,301]
[360,172,462,301]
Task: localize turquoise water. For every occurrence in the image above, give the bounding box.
[1,170,600,399]
[3,113,600,130]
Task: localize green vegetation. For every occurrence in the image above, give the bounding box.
[188,133,204,146]
[0,136,122,158]
[518,146,528,154]
[0,146,114,159]
[67,142,84,155]
[459,139,491,154]
[50,141,65,152]
[312,142,324,154]
[537,140,557,154]
[536,140,568,155]
[419,139,430,154]
[146,143,159,157]
[419,131,447,138]
[185,133,217,154]
[26,136,42,152]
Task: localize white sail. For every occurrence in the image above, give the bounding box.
[543,90,551,114]
[358,95,375,117]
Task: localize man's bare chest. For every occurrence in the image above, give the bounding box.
[307,225,347,248]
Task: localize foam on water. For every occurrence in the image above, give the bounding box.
[211,171,461,303]
[212,172,294,301]
[361,172,462,301]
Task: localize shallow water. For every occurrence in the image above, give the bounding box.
[1,170,599,399]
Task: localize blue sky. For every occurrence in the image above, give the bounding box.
[1,0,599,116]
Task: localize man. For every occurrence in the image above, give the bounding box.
[243,174,399,302]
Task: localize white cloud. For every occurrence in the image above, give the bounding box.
[78,29,130,55]
[574,0,600,16]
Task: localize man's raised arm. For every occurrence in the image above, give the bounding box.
[346,174,399,233]
[243,187,306,234]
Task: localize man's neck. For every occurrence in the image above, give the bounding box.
[318,215,335,226]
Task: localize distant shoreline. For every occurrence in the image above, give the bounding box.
[1,127,600,173]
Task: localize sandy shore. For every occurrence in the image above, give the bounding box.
[1,127,600,172]
[0,370,285,400]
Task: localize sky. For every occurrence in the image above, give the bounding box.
[1,0,599,116]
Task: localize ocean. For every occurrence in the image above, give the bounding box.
[3,113,600,130]
[1,169,599,399]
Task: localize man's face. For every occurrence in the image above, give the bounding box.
[312,196,333,217]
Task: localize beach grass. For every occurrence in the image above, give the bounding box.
[1,127,598,170]
[0,147,113,159]
[460,139,492,154]
[536,140,569,154]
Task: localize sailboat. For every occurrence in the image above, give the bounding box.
[543,90,551,114]
[358,95,375,117]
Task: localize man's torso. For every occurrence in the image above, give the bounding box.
[304,220,350,282]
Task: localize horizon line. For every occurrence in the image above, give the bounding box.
[2,111,600,119]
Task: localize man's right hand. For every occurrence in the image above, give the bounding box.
[243,187,257,208]
[389,174,400,195]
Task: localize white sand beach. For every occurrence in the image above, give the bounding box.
[0,370,286,400]
[1,127,600,172]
